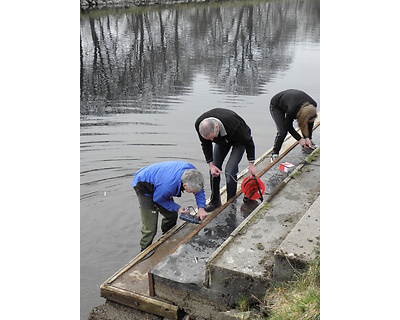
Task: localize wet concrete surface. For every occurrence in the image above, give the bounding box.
[260,130,320,198]
[274,195,320,281]
[148,128,320,318]
[105,221,200,295]
[150,201,248,286]
[204,146,320,307]
[150,127,320,288]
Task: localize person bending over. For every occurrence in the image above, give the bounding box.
[195,108,257,212]
[132,161,207,251]
[269,89,318,161]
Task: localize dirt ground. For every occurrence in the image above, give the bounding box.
[88,300,164,320]
[88,300,260,320]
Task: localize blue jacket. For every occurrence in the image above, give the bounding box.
[132,161,206,213]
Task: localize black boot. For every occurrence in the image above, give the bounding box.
[206,200,221,212]
[206,176,221,212]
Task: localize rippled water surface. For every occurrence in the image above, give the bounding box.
[80,0,320,318]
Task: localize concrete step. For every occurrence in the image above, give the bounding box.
[150,144,320,318]
[204,152,320,307]
[149,200,251,318]
[274,195,320,281]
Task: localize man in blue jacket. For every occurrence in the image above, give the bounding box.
[132,161,207,251]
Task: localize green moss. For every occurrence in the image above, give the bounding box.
[305,147,320,164]
[237,295,249,312]
[290,169,302,179]
[264,245,320,319]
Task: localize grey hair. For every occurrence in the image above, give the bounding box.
[181,169,204,192]
[199,118,217,138]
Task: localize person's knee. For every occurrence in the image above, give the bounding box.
[141,208,158,233]
[225,170,238,195]
[161,216,177,233]
[276,128,287,137]
[225,159,239,177]
[141,228,156,241]
[225,172,236,185]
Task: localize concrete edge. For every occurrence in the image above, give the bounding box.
[205,147,321,286]
[273,193,320,281]
[206,146,320,265]
[205,200,267,280]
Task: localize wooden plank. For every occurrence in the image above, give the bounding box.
[148,272,155,297]
[100,283,179,320]
[104,221,188,286]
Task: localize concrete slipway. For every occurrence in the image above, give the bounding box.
[94,119,320,320]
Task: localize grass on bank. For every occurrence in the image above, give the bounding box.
[237,246,320,319]
[263,246,320,320]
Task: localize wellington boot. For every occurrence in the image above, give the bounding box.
[206,199,221,212]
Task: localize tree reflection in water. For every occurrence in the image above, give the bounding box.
[80,1,319,318]
[80,0,319,115]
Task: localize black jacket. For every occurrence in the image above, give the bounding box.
[195,108,255,163]
[270,89,317,140]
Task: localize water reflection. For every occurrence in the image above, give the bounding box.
[80,0,319,318]
[80,0,319,115]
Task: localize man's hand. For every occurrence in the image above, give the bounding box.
[209,162,222,177]
[178,207,189,215]
[197,207,207,221]
[248,162,257,176]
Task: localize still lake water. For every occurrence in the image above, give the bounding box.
[80,0,320,318]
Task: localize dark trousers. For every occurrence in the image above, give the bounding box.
[270,104,313,154]
[134,188,177,250]
[210,142,245,201]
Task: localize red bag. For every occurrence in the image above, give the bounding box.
[241,175,265,202]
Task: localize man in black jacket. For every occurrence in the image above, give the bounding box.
[195,108,257,212]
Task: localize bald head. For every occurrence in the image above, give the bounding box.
[199,118,218,140]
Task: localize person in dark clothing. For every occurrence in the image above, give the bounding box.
[195,108,257,212]
[132,161,207,251]
[269,89,318,161]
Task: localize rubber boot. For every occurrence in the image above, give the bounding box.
[139,208,158,251]
[206,176,221,212]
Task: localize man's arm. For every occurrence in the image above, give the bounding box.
[153,184,180,213]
